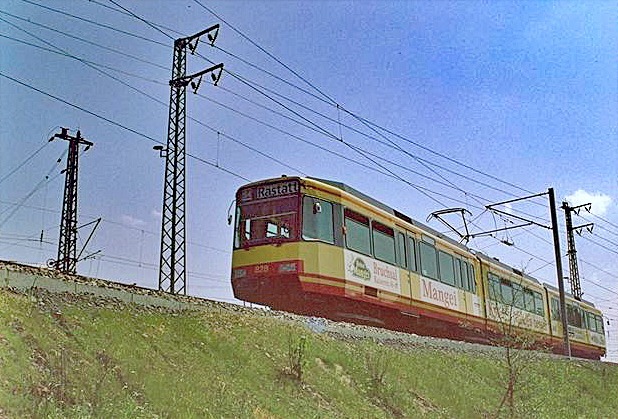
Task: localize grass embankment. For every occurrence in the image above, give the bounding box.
[0,288,617,418]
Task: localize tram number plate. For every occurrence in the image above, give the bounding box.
[254,264,271,274]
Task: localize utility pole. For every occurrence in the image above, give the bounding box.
[156,24,223,295]
[561,201,593,301]
[467,189,570,357]
[548,188,571,357]
[48,128,93,275]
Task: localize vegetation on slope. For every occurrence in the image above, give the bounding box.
[0,288,617,418]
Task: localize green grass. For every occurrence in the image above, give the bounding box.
[1,288,617,418]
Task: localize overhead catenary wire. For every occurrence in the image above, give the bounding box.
[0,34,165,85]
[0,28,584,240]
[73,0,536,213]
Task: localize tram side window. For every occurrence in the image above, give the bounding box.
[567,304,583,328]
[302,197,334,243]
[511,283,525,310]
[454,259,462,288]
[344,209,371,255]
[372,222,396,264]
[408,237,418,272]
[500,279,514,305]
[488,273,500,300]
[594,314,605,333]
[533,292,544,316]
[551,298,561,320]
[460,261,471,292]
[585,312,597,333]
[396,232,407,268]
[524,289,535,312]
[469,265,476,293]
[438,251,455,286]
[419,241,438,279]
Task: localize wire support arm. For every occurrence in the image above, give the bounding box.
[171,63,224,91]
[427,208,471,243]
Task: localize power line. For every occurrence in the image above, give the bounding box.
[192,0,338,106]
[0,149,67,229]
[0,71,248,182]
[98,0,531,213]
[19,0,169,47]
[107,0,174,41]
[6,1,558,221]
[0,9,169,71]
[191,1,540,201]
[7,1,616,308]
[0,140,50,185]
[5,10,608,253]
[87,0,185,38]
[0,34,165,85]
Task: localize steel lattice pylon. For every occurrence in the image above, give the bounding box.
[159,38,188,295]
[50,128,93,275]
[157,25,223,295]
[562,202,593,301]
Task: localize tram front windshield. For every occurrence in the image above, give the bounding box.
[234,180,300,248]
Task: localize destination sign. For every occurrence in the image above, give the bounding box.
[241,180,299,202]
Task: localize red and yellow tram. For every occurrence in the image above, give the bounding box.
[231,176,606,360]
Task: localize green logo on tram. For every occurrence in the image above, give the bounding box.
[351,258,371,281]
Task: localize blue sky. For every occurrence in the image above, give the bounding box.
[1,0,616,360]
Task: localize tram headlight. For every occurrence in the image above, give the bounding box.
[278,262,298,273]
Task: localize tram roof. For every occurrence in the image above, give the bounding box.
[308,177,555,287]
[308,177,473,252]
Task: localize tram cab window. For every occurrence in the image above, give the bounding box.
[242,215,295,244]
[302,197,334,243]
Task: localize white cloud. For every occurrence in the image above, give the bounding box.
[121,214,146,228]
[564,189,612,217]
[151,209,162,219]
